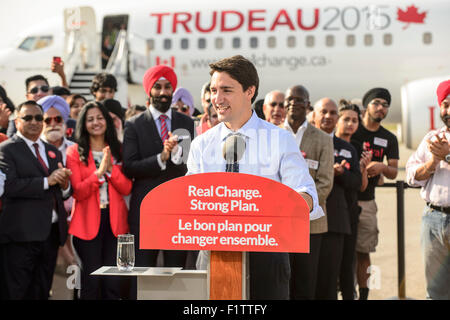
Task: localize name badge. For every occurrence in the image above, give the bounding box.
[339,149,352,159]
[374,137,388,148]
[306,159,319,170]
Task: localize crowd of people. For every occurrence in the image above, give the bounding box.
[0,55,448,300]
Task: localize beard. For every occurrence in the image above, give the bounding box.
[441,114,450,128]
[152,95,172,113]
[45,127,65,142]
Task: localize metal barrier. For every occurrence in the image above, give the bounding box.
[379,180,419,300]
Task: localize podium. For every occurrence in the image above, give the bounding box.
[138,172,309,300]
[91,267,208,300]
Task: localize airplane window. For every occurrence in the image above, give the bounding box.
[18,36,53,51]
[423,32,432,45]
[198,38,206,49]
[147,39,155,50]
[346,35,355,47]
[232,38,241,49]
[306,35,314,48]
[181,38,189,50]
[326,35,334,47]
[34,36,53,50]
[267,36,276,48]
[250,37,258,48]
[18,37,36,51]
[383,33,392,46]
[287,36,296,48]
[215,38,223,49]
[364,34,373,46]
[164,39,172,50]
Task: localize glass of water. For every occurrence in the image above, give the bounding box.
[117,234,135,271]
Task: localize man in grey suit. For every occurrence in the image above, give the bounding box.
[282,85,334,300]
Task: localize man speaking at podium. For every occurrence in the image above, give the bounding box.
[186,55,323,299]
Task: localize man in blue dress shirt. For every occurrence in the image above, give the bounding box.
[187,55,323,299]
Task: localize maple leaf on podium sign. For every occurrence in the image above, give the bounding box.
[397,5,427,29]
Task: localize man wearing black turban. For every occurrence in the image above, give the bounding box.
[350,87,399,300]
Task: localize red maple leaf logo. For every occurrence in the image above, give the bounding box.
[397,5,427,30]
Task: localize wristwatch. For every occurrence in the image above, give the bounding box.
[445,153,450,164]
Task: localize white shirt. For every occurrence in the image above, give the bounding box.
[406,127,450,207]
[148,106,183,169]
[187,111,324,220]
[17,131,70,223]
[283,118,309,146]
[40,136,75,165]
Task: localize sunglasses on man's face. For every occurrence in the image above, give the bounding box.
[44,115,63,125]
[28,85,50,94]
[21,114,44,122]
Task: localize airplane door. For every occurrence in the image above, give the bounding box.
[101,15,128,70]
[64,7,99,70]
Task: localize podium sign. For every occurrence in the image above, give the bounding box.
[140,172,310,253]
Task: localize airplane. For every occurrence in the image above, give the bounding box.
[0,0,448,149]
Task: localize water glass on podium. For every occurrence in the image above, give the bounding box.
[117,234,135,271]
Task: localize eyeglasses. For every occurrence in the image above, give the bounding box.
[370,100,389,108]
[21,114,44,122]
[270,102,284,108]
[44,115,63,125]
[28,85,50,94]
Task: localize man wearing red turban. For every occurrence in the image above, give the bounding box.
[122,65,195,299]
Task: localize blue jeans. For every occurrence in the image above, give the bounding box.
[421,206,450,300]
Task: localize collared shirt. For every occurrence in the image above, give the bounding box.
[16,131,70,223]
[40,136,75,165]
[406,126,450,207]
[187,111,324,220]
[283,118,309,146]
[149,105,183,169]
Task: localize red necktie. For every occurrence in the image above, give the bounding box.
[33,143,49,175]
[159,114,169,143]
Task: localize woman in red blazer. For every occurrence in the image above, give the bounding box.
[66,101,132,300]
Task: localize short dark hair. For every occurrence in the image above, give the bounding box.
[25,75,49,91]
[90,73,117,94]
[16,100,43,113]
[209,55,259,103]
[67,94,87,108]
[52,86,71,96]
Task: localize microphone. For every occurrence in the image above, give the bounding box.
[222,134,246,173]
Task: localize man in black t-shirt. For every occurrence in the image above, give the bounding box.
[351,88,399,300]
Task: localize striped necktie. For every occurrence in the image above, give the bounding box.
[159,114,169,142]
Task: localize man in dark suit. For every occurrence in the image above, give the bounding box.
[312,98,362,299]
[0,100,71,300]
[123,65,194,273]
